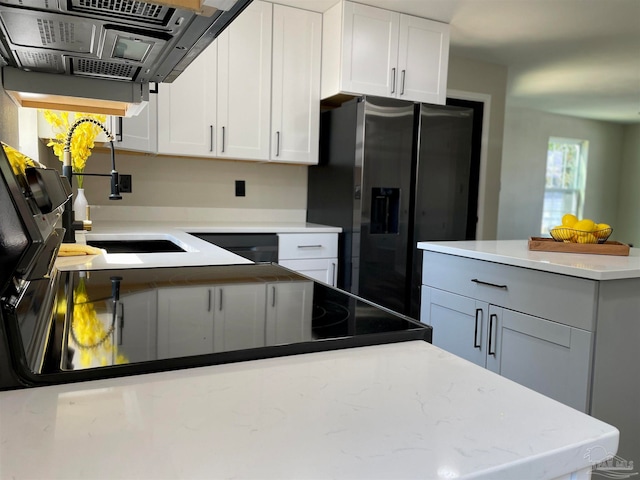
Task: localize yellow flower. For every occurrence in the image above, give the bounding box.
[1,142,35,176]
[71,278,129,368]
[42,110,107,188]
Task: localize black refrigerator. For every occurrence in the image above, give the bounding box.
[307,96,476,319]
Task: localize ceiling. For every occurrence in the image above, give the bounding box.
[276,0,640,124]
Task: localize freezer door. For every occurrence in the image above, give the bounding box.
[358,97,415,314]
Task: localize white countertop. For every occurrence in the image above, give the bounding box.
[0,341,618,480]
[55,221,340,271]
[418,239,640,280]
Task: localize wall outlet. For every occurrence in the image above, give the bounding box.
[235,180,246,197]
[120,174,132,193]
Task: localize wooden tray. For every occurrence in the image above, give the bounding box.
[528,237,630,256]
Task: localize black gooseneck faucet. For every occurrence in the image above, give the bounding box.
[62,118,122,243]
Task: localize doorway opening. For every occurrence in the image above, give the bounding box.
[446,97,484,240]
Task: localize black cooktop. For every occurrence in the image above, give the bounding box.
[4,263,431,387]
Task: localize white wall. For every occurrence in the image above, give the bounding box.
[616,124,640,245]
[498,106,624,241]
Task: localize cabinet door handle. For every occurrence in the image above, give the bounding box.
[207,289,212,312]
[390,67,396,94]
[331,262,336,286]
[276,131,281,157]
[488,313,497,356]
[116,117,123,142]
[473,308,482,349]
[209,125,214,152]
[272,286,276,307]
[471,278,508,290]
[219,289,223,311]
[400,70,406,95]
[222,126,226,153]
[297,244,323,249]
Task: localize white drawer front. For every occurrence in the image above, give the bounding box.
[278,233,338,260]
[422,251,597,331]
[279,258,338,286]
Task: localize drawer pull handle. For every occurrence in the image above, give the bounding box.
[488,313,497,356]
[297,245,323,249]
[471,278,508,290]
[474,308,482,349]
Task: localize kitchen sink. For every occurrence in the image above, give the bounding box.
[86,239,187,254]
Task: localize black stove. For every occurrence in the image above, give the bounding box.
[0,142,431,390]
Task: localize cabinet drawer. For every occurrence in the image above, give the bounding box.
[278,258,337,286]
[422,251,597,331]
[278,233,338,260]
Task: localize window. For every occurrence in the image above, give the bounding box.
[540,137,589,234]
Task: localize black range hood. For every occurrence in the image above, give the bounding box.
[0,0,253,115]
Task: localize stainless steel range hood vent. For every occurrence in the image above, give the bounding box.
[0,0,253,116]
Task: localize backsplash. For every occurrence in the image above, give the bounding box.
[40,147,309,222]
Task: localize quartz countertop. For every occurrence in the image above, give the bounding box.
[0,341,618,479]
[55,220,341,271]
[418,239,640,280]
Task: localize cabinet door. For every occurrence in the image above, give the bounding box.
[157,286,214,359]
[278,258,337,287]
[117,289,158,363]
[421,287,489,367]
[271,5,321,164]
[213,284,266,352]
[397,14,449,104]
[111,93,158,153]
[216,0,272,160]
[266,281,314,346]
[486,307,593,413]
[157,42,216,156]
[341,2,399,97]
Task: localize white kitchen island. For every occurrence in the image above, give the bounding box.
[419,239,639,466]
[0,340,618,479]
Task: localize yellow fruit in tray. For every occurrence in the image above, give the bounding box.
[573,218,596,232]
[594,223,611,239]
[562,213,579,227]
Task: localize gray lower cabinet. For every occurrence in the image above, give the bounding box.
[422,287,592,412]
[420,251,595,413]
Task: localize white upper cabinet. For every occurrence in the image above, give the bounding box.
[270,5,322,164]
[325,2,399,98]
[156,1,321,164]
[111,92,158,153]
[397,14,449,104]
[322,0,449,105]
[157,44,217,156]
[216,0,272,160]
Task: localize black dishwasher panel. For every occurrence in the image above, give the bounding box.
[190,233,278,262]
